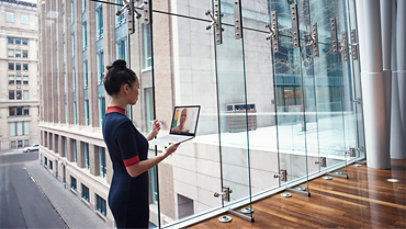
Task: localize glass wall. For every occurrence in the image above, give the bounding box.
[37,0,364,227]
[126,0,364,227]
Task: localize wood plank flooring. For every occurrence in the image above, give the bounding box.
[188,159,406,228]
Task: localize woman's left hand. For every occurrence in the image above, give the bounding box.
[150,120,161,137]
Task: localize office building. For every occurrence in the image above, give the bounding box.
[0,0,39,152]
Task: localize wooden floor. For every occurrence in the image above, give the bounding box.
[188,159,406,228]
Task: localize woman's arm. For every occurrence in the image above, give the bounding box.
[146,120,160,141]
[125,143,178,178]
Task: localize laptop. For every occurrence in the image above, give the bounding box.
[149,105,201,147]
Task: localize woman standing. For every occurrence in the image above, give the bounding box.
[102,59,178,228]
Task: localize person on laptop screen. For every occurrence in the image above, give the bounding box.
[171,108,190,133]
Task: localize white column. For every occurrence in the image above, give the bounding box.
[356,0,391,169]
[391,0,406,159]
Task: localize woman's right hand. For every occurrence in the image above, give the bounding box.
[164,143,179,157]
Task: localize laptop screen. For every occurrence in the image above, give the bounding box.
[169,105,201,136]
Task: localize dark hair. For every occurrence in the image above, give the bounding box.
[103,59,137,96]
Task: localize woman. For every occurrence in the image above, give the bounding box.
[102,59,178,228]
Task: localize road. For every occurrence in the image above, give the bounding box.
[0,150,67,228]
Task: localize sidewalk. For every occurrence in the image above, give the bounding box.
[24,161,110,229]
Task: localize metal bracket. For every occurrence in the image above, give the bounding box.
[350,29,359,60]
[290,4,300,48]
[234,0,242,39]
[273,169,287,182]
[143,0,150,25]
[340,32,348,61]
[306,23,319,57]
[214,187,232,202]
[346,148,356,157]
[206,0,223,45]
[126,0,135,34]
[265,11,279,53]
[330,18,338,54]
[311,23,319,57]
[315,157,326,167]
[352,98,362,104]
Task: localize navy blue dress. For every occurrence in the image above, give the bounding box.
[102,106,149,228]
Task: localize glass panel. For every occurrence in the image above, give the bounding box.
[216,0,252,210]
[347,0,365,158]
[309,0,350,172]
[267,0,310,187]
[151,0,212,20]
[131,10,222,226]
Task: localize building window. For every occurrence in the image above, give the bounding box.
[70,176,77,191]
[73,101,77,124]
[72,33,75,57]
[9,121,30,136]
[9,106,30,116]
[83,143,89,169]
[23,90,29,100]
[16,63,21,71]
[15,50,21,58]
[22,39,28,45]
[9,63,14,71]
[8,49,14,58]
[97,51,104,84]
[24,107,29,115]
[96,7,103,39]
[16,90,22,100]
[72,140,77,162]
[83,22,87,50]
[16,75,21,85]
[98,97,105,126]
[71,0,74,24]
[23,75,29,85]
[83,61,88,88]
[55,135,59,153]
[62,137,67,157]
[44,157,48,166]
[8,37,14,44]
[17,140,23,148]
[143,25,152,69]
[82,0,86,12]
[24,139,29,147]
[9,91,15,100]
[23,63,28,71]
[49,160,53,170]
[10,141,16,149]
[96,194,106,216]
[116,39,126,60]
[9,75,14,85]
[22,50,28,58]
[21,14,29,24]
[85,100,90,125]
[6,12,14,22]
[15,38,21,44]
[81,184,89,202]
[9,122,16,136]
[99,147,106,178]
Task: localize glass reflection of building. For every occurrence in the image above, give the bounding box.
[38,0,368,228]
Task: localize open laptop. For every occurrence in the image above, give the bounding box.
[149,105,201,147]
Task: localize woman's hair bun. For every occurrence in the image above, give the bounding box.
[112,59,127,69]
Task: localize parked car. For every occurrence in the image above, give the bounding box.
[23,144,40,153]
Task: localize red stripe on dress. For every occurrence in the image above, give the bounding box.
[106,106,126,115]
[123,155,140,167]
